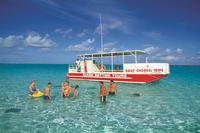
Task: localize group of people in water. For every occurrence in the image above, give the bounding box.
[29,79,117,102]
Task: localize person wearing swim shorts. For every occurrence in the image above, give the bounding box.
[43,82,51,100]
[98,81,108,103]
[108,80,117,95]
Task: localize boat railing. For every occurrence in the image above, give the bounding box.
[104,70,123,72]
[95,64,124,72]
[69,64,82,72]
[69,64,76,69]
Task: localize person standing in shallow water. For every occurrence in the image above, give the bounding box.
[73,85,79,97]
[43,82,51,100]
[98,81,108,103]
[108,80,117,95]
[61,81,71,97]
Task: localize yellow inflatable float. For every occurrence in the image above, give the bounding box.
[31,91,44,98]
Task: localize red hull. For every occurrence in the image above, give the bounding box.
[67,73,168,83]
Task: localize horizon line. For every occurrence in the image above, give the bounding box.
[0,63,199,66]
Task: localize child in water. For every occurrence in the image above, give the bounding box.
[61,81,71,97]
[43,82,51,100]
[98,81,108,103]
[73,85,79,97]
[108,80,117,95]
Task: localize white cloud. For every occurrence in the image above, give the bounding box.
[55,28,72,38]
[164,48,183,55]
[0,32,55,51]
[143,31,162,38]
[25,33,55,48]
[195,50,200,60]
[103,41,118,52]
[160,55,181,61]
[94,18,125,35]
[66,38,95,52]
[108,20,123,30]
[165,48,172,53]
[17,47,25,51]
[144,46,160,54]
[40,0,60,8]
[0,35,24,48]
[96,41,118,53]
[190,51,200,64]
[77,29,88,38]
[176,48,183,54]
[144,46,185,62]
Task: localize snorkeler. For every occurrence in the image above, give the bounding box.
[73,85,79,96]
[29,80,38,95]
[43,82,51,100]
[108,80,117,95]
[61,81,71,97]
[98,81,108,103]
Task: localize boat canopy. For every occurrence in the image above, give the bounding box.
[80,50,147,58]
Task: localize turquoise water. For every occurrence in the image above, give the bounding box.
[0,64,200,133]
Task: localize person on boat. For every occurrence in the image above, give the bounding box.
[29,80,38,95]
[98,81,108,103]
[61,81,71,97]
[76,58,80,66]
[100,64,105,72]
[84,59,88,72]
[43,82,51,100]
[76,58,81,72]
[108,80,117,95]
[73,85,79,97]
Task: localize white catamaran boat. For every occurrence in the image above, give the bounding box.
[67,15,170,84]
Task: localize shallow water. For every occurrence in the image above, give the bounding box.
[0,64,200,132]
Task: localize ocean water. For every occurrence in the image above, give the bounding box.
[0,64,200,133]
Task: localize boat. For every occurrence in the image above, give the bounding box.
[67,50,170,84]
[66,15,170,84]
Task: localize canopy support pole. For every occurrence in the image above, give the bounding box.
[122,52,125,72]
[135,51,137,64]
[100,14,104,68]
[122,52,125,64]
[111,53,113,72]
[101,54,103,67]
[146,56,148,63]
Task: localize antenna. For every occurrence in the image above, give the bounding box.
[99,14,104,53]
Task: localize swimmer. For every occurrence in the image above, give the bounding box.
[43,82,51,100]
[29,80,38,95]
[108,80,117,95]
[61,81,71,97]
[98,81,108,103]
[73,85,79,97]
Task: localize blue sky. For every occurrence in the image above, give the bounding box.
[0,0,200,65]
